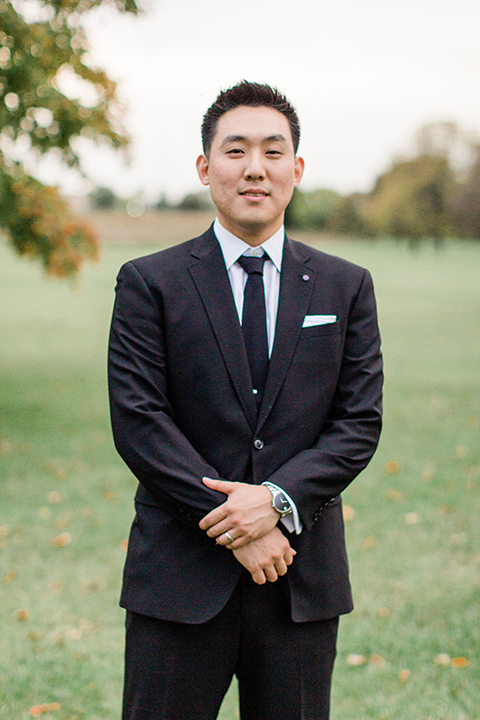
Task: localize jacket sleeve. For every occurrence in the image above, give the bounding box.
[108,261,227,525]
[266,268,383,531]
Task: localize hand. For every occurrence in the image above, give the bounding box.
[198,477,279,548]
[232,527,296,584]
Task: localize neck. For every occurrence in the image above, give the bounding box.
[216,215,284,247]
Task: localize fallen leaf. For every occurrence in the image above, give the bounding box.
[102,490,116,501]
[434,653,451,666]
[51,631,64,646]
[369,654,386,668]
[72,651,87,661]
[342,505,355,521]
[47,491,64,504]
[437,504,453,515]
[119,539,129,551]
[422,463,435,482]
[49,580,63,593]
[346,653,366,666]
[451,533,467,545]
[451,657,469,668]
[405,512,420,525]
[78,618,99,633]
[385,460,401,474]
[0,437,13,454]
[16,609,29,621]
[362,535,375,550]
[378,607,390,618]
[387,488,403,501]
[38,506,51,519]
[399,669,410,684]
[81,508,94,518]
[51,532,71,547]
[5,570,17,583]
[456,445,468,459]
[28,631,44,642]
[55,512,74,530]
[0,525,9,538]
[65,628,82,640]
[82,579,105,591]
[29,703,61,716]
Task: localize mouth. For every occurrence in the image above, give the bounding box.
[240,190,269,198]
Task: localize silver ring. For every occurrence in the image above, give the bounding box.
[225,531,234,543]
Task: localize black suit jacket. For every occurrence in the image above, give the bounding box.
[108,226,383,623]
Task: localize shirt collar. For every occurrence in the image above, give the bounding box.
[213,218,284,272]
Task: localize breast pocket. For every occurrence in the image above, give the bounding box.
[300,323,340,339]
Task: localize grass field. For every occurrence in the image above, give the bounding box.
[1,230,479,720]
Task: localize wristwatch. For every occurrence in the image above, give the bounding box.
[263,482,293,518]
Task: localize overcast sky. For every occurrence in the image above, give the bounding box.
[50,0,480,201]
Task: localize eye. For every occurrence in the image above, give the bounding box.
[226,148,244,155]
[266,149,281,156]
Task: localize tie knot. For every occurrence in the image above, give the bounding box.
[237,255,267,276]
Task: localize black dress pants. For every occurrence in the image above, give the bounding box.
[123,573,339,720]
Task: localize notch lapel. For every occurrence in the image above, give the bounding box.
[257,237,316,431]
[188,229,257,431]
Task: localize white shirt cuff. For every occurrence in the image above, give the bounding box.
[261,482,303,534]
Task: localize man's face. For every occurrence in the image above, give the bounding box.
[196,106,304,245]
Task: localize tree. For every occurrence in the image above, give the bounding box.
[326,194,370,237]
[176,191,213,212]
[365,122,480,244]
[0,0,140,278]
[365,154,454,244]
[449,144,480,239]
[89,185,119,210]
[285,188,340,231]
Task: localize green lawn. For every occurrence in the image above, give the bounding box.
[1,237,479,720]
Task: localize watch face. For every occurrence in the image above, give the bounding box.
[274,493,291,514]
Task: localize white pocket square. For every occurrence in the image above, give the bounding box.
[302,314,337,328]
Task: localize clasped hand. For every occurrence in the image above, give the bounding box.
[199,477,279,548]
[198,477,296,585]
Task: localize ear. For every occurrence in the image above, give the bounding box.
[294,156,305,187]
[196,154,210,186]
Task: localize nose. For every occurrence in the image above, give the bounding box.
[244,150,265,181]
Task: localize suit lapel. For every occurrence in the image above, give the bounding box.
[188,228,257,431]
[257,237,316,431]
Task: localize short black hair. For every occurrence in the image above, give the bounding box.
[201,80,301,156]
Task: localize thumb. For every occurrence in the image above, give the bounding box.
[202,476,234,493]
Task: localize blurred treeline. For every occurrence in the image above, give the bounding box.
[285,122,480,242]
[91,121,480,244]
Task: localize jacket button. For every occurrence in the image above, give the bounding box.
[253,438,264,450]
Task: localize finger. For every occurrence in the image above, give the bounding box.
[198,507,227,531]
[285,550,296,566]
[202,477,235,494]
[205,518,235,538]
[228,536,250,550]
[215,530,238,546]
[251,568,267,585]
[274,559,288,577]
[264,565,279,583]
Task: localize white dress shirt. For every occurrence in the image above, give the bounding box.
[214,218,302,534]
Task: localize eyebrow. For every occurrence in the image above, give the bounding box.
[221,133,288,146]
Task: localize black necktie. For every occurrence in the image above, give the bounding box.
[237,254,269,406]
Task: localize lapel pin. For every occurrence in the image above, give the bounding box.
[302,274,310,281]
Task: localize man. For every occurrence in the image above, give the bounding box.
[108,81,383,720]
